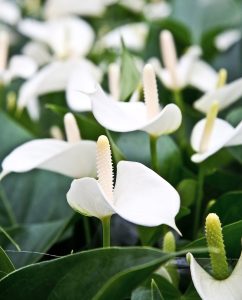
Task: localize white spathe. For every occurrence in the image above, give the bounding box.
[1,139,96,179]
[0,0,20,25]
[191,118,242,163]
[150,46,218,92]
[194,78,242,114]
[99,23,148,51]
[67,161,181,232]
[215,29,241,52]
[143,1,171,20]
[90,84,182,136]
[18,16,94,58]
[22,41,53,67]
[17,58,102,120]
[44,0,114,19]
[188,252,242,300]
[0,55,37,83]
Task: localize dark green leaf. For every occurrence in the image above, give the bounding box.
[111,132,182,185]
[151,278,165,300]
[0,247,174,300]
[0,247,15,280]
[152,274,181,300]
[209,191,242,225]
[177,179,197,207]
[120,41,140,101]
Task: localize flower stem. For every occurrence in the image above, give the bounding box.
[149,135,159,173]
[102,216,111,247]
[83,216,91,246]
[193,165,205,239]
[173,90,186,149]
[173,89,185,112]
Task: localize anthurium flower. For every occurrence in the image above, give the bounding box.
[17,58,101,120]
[151,30,218,92]
[188,252,242,300]
[187,213,242,300]
[193,70,242,114]
[89,64,182,136]
[17,16,101,120]
[98,23,148,51]
[191,101,242,163]
[67,135,181,232]
[0,31,37,84]
[18,16,94,59]
[67,61,140,113]
[0,113,96,180]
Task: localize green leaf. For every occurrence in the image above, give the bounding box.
[0,247,174,300]
[172,0,241,43]
[111,132,182,185]
[209,192,242,225]
[152,274,181,300]
[177,179,197,207]
[0,112,74,267]
[0,219,70,268]
[151,279,165,300]
[185,220,242,258]
[120,40,140,101]
[0,112,32,160]
[132,286,151,300]
[0,247,15,280]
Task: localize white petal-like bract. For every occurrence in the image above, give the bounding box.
[189,252,242,300]
[1,139,96,178]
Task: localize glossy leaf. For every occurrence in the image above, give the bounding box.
[209,192,242,225]
[0,247,15,280]
[151,278,165,300]
[185,220,242,258]
[0,247,174,300]
[177,179,197,207]
[120,40,140,101]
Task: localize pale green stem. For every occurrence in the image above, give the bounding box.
[173,89,187,149]
[83,216,91,246]
[149,135,159,173]
[173,89,185,112]
[102,216,111,248]
[193,165,205,239]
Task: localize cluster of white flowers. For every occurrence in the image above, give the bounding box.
[1,1,242,299]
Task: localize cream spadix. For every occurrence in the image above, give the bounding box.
[0,30,9,72]
[0,113,96,179]
[150,30,218,92]
[108,63,120,101]
[143,63,160,120]
[67,135,181,231]
[64,112,81,143]
[160,30,178,89]
[199,101,219,153]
